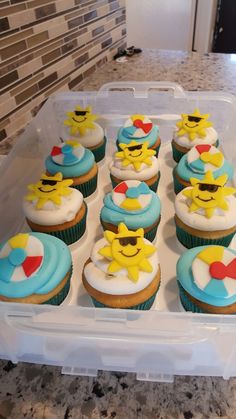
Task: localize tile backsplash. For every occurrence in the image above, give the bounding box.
[0,0,126,145]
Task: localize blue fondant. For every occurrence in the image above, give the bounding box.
[0,233,72,298]
[176,154,234,182]
[100,191,161,229]
[9,248,26,266]
[204,278,228,298]
[190,158,205,173]
[45,148,94,177]
[62,144,72,154]
[63,153,78,165]
[126,182,150,199]
[0,258,15,283]
[177,246,236,307]
[122,126,137,138]
[117,125,159,148]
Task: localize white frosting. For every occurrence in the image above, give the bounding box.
[175,188,236,231]
[110,156,159,181]
[192,249,236,297]
[173,126,218,148]
[23,188,84,226]
[63,122,104,147]
[84,238,159,295]
[187,145,224,173]
[112,180,152,210]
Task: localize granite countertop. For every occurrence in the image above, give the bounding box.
[1,49,236,419]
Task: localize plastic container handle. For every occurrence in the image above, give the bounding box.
[97,81,186,98]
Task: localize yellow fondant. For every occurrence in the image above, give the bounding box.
[98,223,156,282]
[25,172,73,210]
[115,141,156,171]
[200,151,223,167]
[183,171,236,218]
[65,139,81,148]
[197,246,224,265]
[64,105,98,136]
[121,197,141,210]
[176,108,213,141]
[130,115,145,122]
[9,233,29,249]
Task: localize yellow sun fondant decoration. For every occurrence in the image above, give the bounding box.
[25,173,73,209]
[64,105,98,136]
[176,108,213,141]
[130,114,145,122]
[183,171,236,218]
[98,223,156,282]
[115,141,156,171]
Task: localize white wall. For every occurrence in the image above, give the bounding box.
[126,0,196,51]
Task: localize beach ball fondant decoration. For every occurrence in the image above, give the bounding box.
[192,246,236,298]
[0,234,44,283]
[187,145,224,174]
[122,115,153,139]
[112,180,152,211]
[115,140,156,171]
[51,140,85,166]
[64,105,98,136]
[99,223,156,282]
[183,171,236,218]
[176,108,213,141]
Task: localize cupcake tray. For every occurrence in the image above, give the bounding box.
[1,82,236,382]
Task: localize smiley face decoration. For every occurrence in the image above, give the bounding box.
[64,105,98,136]
[183,171,236,218]
[98,223,156,282]
[25,173,73,209]
[115,140,156,171]
[176,109,213,141]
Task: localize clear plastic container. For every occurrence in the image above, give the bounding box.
[1,82,236,383]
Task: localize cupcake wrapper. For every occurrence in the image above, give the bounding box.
[73,173,98,197]
[91,136,107,162]
[215,138,220,147]
[91,290,158,310]
[173,168,186,194]
[43,269,72,306]
[116,139,160,158]
[110,173,160,193]
[177,282,204,313]
[176,223,235,249]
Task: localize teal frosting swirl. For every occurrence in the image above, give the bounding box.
[177,246,236,306]
[117,125,159,147]
[45,148,95,177]
[0,233,72,298]
[176,154,234,182]
[101,191,161,229]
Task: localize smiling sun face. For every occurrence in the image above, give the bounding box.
[115,141,156,171]
[176,109,213,141]
[183,171,236,218]
[25,173,73,209]
[64,105,98,136]
[98,223,156,282]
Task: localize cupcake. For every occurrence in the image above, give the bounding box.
[23,172,87,245]
[172,109,219,162]
[82,223,161,310]
[0,232,72,305]
[63,105,106,162]
[100,180,161,242]
[175,171,236,248]
[177,245,236,314]
[117,114,161,156]
[45,140,98,197]
[173,144,234,194]
[109,141,160,192]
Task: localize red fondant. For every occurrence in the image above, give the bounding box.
[133,119,152,134]
[22,256,43,277]
[196,144,211,154]
[51,146,62,156]
[209,260,236,280]
[114,182,128,194]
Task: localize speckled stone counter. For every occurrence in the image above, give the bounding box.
[1,50,236,419]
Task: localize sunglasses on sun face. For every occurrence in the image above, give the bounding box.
[74,110,87,116]
[115,236,140,246]
[127,144,142,152]
[40,179,60,186]
[187,116,202,123]
[198,183,220,192]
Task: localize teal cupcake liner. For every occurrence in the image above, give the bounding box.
[73,173,98,197]
[91,290,158,310]
[177,282,204,313]
[116,139,160,158]
[91,136,107,162]
[110,173,160,193]
[175,223,235,249]
[173,168,187,194]
[43,269,72,306]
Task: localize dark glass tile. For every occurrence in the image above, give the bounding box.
[38,72,57,89]
[0,70,18,89]
[84,10,97,22]
[68,73,83,89]
[0,18,10,32]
